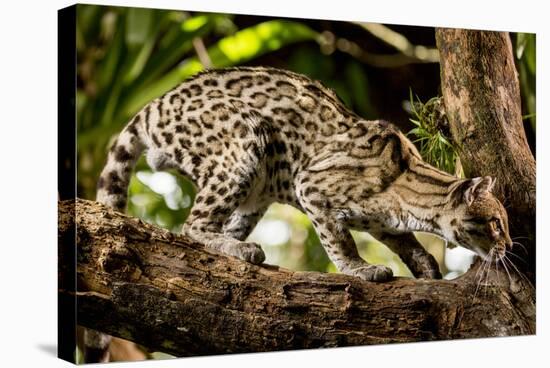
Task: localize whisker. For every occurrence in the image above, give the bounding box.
[481,256,491,282]
[473,261,484,299]
[483,253,494,297]
[506,250,528,265]
[492,250,501,284]
[511,241,529,255]
[495,255,502,287]
[510,261,533,287]
[481,251,495,297]
[511,240,527,246]
[473,258,490,300]
[503,255,533,288]
[474,257,486,281]
[501,257,519,285]
[500,256,513,286]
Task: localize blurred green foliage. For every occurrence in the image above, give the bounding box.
[515,33,536,132]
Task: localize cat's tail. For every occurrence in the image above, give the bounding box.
[96,113,148,211]
[87,112,149,362]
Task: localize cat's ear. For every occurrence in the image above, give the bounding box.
[464,176,495,206]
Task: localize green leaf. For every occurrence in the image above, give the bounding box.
[130,15,214,91]
[525,34,536,74]
[76,4,103,49]
[123,37,156,84]
[125,7,154,48]
[181,14,209,32]
[212,20,317,63]
[97,19,124,91]
[406,92,457,174]
[437,134,450,145]
[516,33,527,59]
[120,19,318,119]
[122,11,174,85]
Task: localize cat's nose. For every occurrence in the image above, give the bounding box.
[505,241,513,251]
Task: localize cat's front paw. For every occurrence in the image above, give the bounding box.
[349,264,393,282]
[224,241,266,265]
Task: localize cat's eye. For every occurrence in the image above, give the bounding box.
[490,218,502,234]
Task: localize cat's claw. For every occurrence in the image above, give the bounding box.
[227,242,266,264]
[349,264,394,282]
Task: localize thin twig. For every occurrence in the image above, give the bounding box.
[318,30,439,68]
[356,23,440,63]
[192,37,212,69]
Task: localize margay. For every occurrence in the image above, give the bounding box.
[97,66,512,282]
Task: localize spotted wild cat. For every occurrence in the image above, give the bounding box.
[97,66,512,282]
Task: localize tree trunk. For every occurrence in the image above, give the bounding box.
[435,29,536,276]
[59,199,535,357]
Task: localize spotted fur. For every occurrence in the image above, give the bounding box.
[97,66,512,282]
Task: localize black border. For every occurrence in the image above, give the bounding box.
[58,4,77,364]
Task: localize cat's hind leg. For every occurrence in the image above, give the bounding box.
[370,232,442,279]
[223,206,268,241]
[182,178,266,265]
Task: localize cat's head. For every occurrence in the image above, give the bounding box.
[451,176,512,259]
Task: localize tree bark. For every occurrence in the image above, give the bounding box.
[59,199,535,357]
[435,29,536,274]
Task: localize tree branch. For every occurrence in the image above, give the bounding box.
[59,199,535,357]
